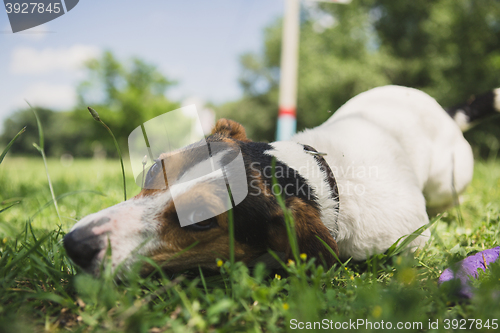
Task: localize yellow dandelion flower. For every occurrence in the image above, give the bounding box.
[288,259,294,265]
[398,268,416,285]
[275,274,281,280]
[216,259,223,267]
[372,305,382,318]
[300,253,307,260]
[283,303,289,310]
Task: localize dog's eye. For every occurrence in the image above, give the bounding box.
[144,161,163,188]
[191,210,203,222]
[185,209,217,230]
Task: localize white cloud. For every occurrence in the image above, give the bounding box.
[10,44,100,75]
[16,83,77,110]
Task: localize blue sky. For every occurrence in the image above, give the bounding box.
[0,0,284,128]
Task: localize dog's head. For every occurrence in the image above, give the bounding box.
[63,119,339,276]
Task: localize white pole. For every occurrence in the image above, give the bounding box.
[277,0,300,141]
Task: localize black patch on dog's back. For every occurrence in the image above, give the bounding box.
[446,90,497,124]
[228,141,319,249]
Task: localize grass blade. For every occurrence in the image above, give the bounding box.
[270,157,299,262]
[28,101,44,150]
[316,235,345,268]
[26,102,61,223]
[0,126,26,165]
[88,107,127,201]
[32,143,61,223]
[386,218,439,258]
[0,202,21,214]
[3,233,51,271]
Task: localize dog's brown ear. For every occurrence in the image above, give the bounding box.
[269,197,339,268]
[211,118,250,142]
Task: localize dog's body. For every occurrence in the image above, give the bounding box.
[64,85,500,275]
[271,85,472,260]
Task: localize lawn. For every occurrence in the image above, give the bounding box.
[0,156,500,332]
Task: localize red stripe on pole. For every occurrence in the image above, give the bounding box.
[278,107,296,117]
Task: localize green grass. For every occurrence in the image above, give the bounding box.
[1,156,500,332]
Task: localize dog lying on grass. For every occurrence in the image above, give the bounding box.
[64,85,499,276]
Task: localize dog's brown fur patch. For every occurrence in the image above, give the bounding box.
[143,182,263,273]
[269,197,339,266]
[211,118,250,142]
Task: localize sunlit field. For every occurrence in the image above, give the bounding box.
[0,157,140,234]
[1,156,500,332]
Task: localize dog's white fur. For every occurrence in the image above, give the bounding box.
[268,85,474,260]
[70,192,168,274]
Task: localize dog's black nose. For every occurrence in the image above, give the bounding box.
[63,227,104,269]
[63,217,110,269]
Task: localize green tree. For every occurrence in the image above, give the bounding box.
[216,0,500,157]
[371,0,500,104]
[0,108,90,157]
[1,51,179,157]
[76,51,180,155]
